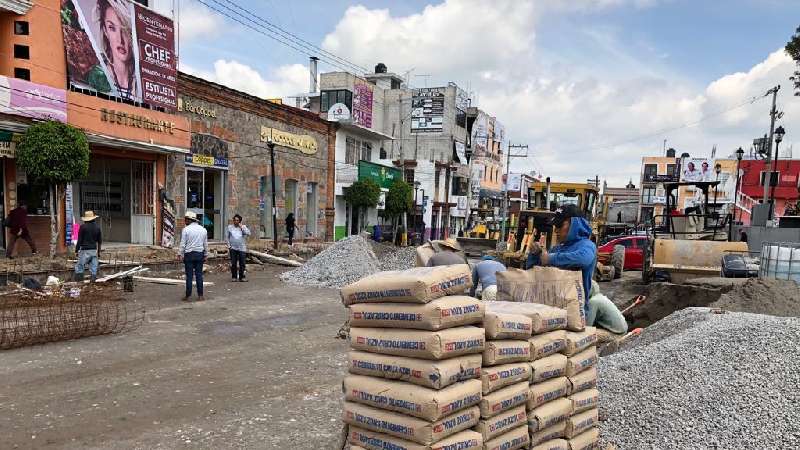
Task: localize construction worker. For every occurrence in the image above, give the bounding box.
[527,204,596,313]
[470,255,506,301]
[74,211,102,282]
[426,250,467,266]
[5,200,37,258]
[587,280,628,334]
[179,211,208,302]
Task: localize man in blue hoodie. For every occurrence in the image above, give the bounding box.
[526,204,596,314]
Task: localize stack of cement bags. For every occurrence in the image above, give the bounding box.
[340,265,487,450]
[475,309,534,450]
[562,327,600,450]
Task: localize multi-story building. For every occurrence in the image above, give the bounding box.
[638,150,680,223]
[736,158,800,224]
[468,109,505,221]
[603,180,639,224]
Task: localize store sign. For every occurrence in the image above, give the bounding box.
[411,87,445,133]
[352,79,373,128]
[327,102,350,121]
[358,160,402,189]
[260,127,318,154]
[178,97,217,118]
[184,154,229,169]
[652,196,666,204]
[0,131,19,158]
[0,76,67,122]
[450,195,468,217]
[507,173,522,192]
[100,108,175,134]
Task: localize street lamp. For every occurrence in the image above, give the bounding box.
[731,147,744,241]
[770,125,786,219]
[413,181,421,237]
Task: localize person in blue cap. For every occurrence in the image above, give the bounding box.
[526,204,596,314]
[470,255,507,301]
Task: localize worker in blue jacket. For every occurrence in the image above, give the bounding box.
[526,204,597,315]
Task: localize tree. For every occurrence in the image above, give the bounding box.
[787,26,800,95]
[343,178,381,233]
[16,121,90,256]
[384,180,413,244]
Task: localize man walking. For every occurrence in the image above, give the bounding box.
[226,214,250,282]
[74,211,102,282]
[5,200,37,258]
[179,211,208,302]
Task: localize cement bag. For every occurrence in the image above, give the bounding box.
[483,312,533,339]
[485,301,567,334]
[567,427,599,450]
[349,326,485,360]
[496,267,586,331]
[479,381,529,418]
[531,353,568,383]
[348,296,483,330]
[342,401,479,445]
[564,328,598,356]
[473,405,527,442]
[530,421,566,447]
[483,424,529,450]
[569,388,600,415]
[565,408,599,439]
[482,340,531,366]
[565,347,598,377]
[343,375,482,421]
[528,377,571,410]
[481,362,531,395]
[341,265,472,305]
[568,366,597,394]
[531,438,569,450]
[348,427,482,450]
[348,351,482,390]
[529,330,567,361]
[415,239,464,267]
[528,397,572,433]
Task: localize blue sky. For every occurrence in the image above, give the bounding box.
[166,0,800,185]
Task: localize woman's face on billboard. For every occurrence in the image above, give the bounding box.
[103,7,131,64]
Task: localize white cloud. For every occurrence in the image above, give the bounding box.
[322,0,796,186]
[181,60,309,101]
[179,0,225,43]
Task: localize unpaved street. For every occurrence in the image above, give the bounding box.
[0,266,347,449]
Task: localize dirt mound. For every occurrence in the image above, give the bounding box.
[710,278,800,317]
[614,282,723,329]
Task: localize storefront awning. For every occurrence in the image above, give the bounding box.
[87,133,190,155]
[0,0,33,14]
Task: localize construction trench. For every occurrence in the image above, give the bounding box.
[0,237,798,449]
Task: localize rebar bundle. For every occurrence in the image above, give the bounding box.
[0,286,144,350]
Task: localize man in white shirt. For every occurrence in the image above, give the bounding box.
[179,211,208,302]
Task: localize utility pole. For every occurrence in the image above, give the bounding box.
[501,142,529,240]
[267,140,279,249]
[762,85,780,205]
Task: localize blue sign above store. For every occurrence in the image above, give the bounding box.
[185,154,229,169]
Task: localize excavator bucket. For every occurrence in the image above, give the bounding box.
[651,239,748,283]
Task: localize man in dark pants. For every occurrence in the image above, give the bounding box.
[179,211,208,302]
[74,210,102,282]
[5,200,37,258]
[226,214,250,282]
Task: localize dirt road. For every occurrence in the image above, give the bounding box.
[0,266,348,449]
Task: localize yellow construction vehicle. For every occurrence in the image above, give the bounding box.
[502,179,599,267]
[641,181,747,284]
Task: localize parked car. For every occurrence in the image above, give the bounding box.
[598,236,648,270]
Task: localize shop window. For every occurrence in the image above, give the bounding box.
[14,21,29,35]
[285,179,298,219]
[14,45,29,60]
[17,177,51,216]
[14,68,30,81]
[360,141,372,162]
[345,136,358,164]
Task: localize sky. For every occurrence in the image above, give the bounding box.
[155,0,800,186]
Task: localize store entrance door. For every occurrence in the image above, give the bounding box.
[186,168,224,241]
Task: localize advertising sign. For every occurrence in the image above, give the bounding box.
[327,102,351,121]
[454,141,466,164]
[352,79,373,128]
[471,111,488,156]
[411,87,445,133]
[60,0,177,110]
[358,160,402,190]
[0,76,67,122]
[507,173,522,192]
[681,157,714,182]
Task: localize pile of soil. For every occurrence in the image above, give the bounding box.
[710,278,800,317]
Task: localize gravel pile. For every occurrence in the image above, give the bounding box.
[710,278,800,317]
[598,308,800,449]
[376,245,417,271]
[280,236,380,289]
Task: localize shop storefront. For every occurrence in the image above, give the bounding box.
[184,135,229,241]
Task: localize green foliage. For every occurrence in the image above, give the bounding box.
[16,121,90,184]
[344,178,381,209]
[787,26,800,95]
[385,180,413,217]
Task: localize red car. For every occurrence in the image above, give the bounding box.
[598,236,648,270]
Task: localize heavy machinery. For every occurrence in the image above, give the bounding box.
[501,180,600,267]
[641,181,748,284]
[457,217,500,256]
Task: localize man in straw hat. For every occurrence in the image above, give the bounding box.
[179,211,208,302]
[74,210,102,282]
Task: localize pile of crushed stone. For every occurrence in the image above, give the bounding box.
[279,236,417,289]
[599,308,800,449]
[710,278,800,317]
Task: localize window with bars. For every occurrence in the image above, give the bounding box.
[345,136,358,164]
[132,161,154,215]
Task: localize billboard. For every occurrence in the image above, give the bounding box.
[352,78,373,128]
[681,157,714,182]
[60,0,177,110]
[471,111,488,156]
[411,87,445,133]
